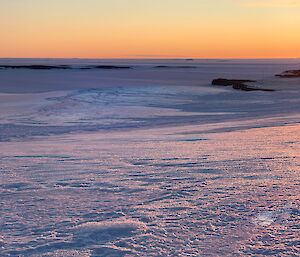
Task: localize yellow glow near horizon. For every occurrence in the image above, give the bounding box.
[0,0,300,58]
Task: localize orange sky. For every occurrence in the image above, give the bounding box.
[1,0,300,58]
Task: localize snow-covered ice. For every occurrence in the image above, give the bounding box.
[0,59,300,256]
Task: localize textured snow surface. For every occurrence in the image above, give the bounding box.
[0,59,300,256]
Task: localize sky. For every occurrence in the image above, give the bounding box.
[0,0,300,58]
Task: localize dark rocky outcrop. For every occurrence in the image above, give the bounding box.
[212,78,256,86]
[232,83,274,92]
[211,78,275,92]
[154,65,197,69]
[80,65,132,70]
[0,65,133,70]
[275,70,300,78]
[93,65,132,70]
[0,65,71,70]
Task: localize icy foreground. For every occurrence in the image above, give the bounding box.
[0,59,300,256]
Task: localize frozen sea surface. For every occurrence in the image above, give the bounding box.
[0,59,300,256]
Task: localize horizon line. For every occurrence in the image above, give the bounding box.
[0,57,299,60]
